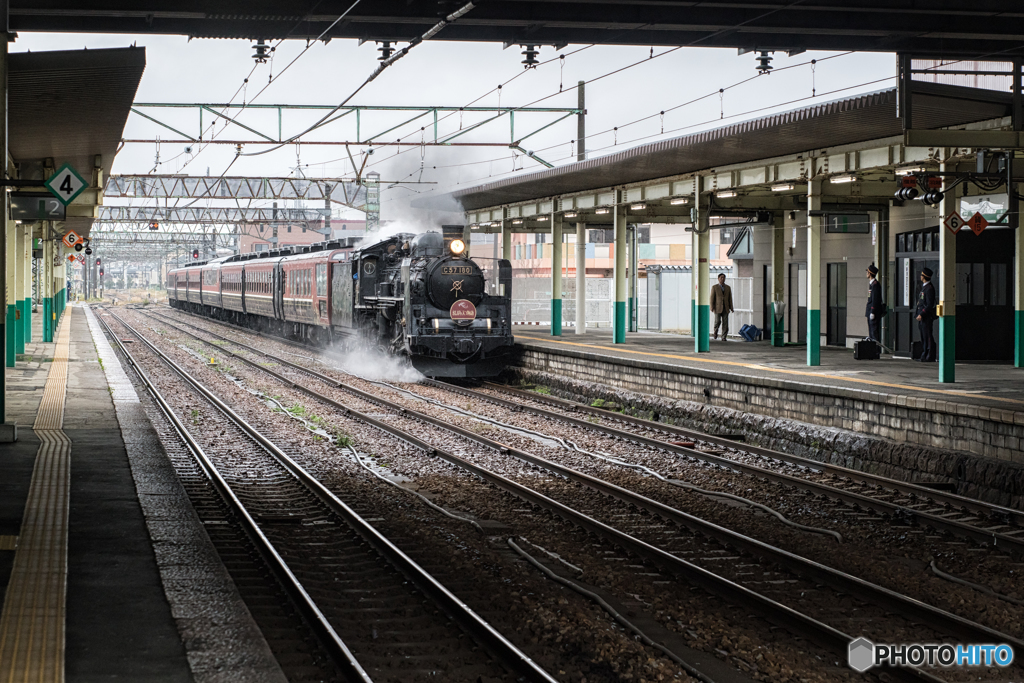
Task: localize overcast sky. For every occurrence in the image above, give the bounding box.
[15,32,896,220]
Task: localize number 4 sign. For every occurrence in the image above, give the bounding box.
[45,163,87,206]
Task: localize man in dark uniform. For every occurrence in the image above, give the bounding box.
[865,264,883,342]
[916,267,937,362]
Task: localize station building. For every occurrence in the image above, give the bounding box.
[454,80,1024,379]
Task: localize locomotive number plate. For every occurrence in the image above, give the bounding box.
[442,266,473,275]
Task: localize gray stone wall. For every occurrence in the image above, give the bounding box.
[511,347,1024,510]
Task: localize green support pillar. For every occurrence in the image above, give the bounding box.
[613,197,627,343]
[806,179,822,366]
[694,179,710,352]
[5,218,15,368]
[771,212,786,346]
[23,226,31,344]
[551,211,562,336]
[938,157,958,382]
[14,225,24,355]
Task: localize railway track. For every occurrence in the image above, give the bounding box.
[137,306,1024,683]
[100,309,558,683]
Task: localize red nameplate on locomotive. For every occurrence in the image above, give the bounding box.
[450,299,476,323]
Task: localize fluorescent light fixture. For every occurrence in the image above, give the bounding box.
[490,222,500,227]
[830,174,856,184]
[595,208,610,215]
[537,215,549,221]
[669,197,690,205]
[771,183,795,192]
[716,190,737,199]
[564,211,577,218]
[470,224,479,229]
[512,219,523,225]
[896,166,925,176]
[630,203,646,210]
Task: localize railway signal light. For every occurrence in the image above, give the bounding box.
[95,257,101,267]
[895,175,919,201]
[192,249,200,260]
[149,221,159,231]
[99,268,104,277]
[74,242,83,252]
[85,247,92,256]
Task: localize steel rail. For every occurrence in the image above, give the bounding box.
[108,310,559,683]
[95,312,372,683]
[433,381,1024,557]
[139,311,1006,682]
[152,308,1024,554]
[140,309,1024,645]
[481,383,1024,529]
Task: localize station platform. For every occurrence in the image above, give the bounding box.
[512,328,1024,499]
[0,305,284,683]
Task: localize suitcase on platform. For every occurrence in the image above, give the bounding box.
[854,339,880,360]
[739,324,761,342]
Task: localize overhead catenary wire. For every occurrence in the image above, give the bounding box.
[240,1,477,158]
[387,73,897,203]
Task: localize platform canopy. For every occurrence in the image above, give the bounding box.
[438,81,1013,213]
[12,1,1024,58]
[8,47,146,238]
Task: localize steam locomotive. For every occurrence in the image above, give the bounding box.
[167,226,514,377]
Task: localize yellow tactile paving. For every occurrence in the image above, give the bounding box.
[0,310,73,683]
[516,334,1024,407]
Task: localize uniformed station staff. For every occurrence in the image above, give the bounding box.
[916,267,937,362]
[865,264,883,342]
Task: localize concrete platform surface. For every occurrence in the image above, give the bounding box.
[0,306,285,683]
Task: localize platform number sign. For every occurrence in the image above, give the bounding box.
[943,212,963,235]
[45,163,88,206]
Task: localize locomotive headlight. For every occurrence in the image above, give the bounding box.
[449,239,466,256]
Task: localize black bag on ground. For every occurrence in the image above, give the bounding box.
[854,339,880,360]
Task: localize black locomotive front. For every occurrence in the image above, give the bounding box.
[349,228,514,377]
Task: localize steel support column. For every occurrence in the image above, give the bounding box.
[575,220,586,334]
[628,226,637,332]
[694,182,710,352]
[551,211,562,336]
[938,158,958,382]
[22,226,30,344]
[1014,62,1024,367]
[771,212,786,346]
[613,195,627,344]
[5,216,15,368]
[42,235,52,343]
[807,179,822,366]
[501,219,512,261]
[14,224,24,355]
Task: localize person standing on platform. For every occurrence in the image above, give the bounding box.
[916,267,937,362]
[710,273,734,340]
[865,264,883,342]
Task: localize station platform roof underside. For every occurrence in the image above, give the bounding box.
[443,81,1016,230]
[13,1,1024,58]
[9,47,145,239]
